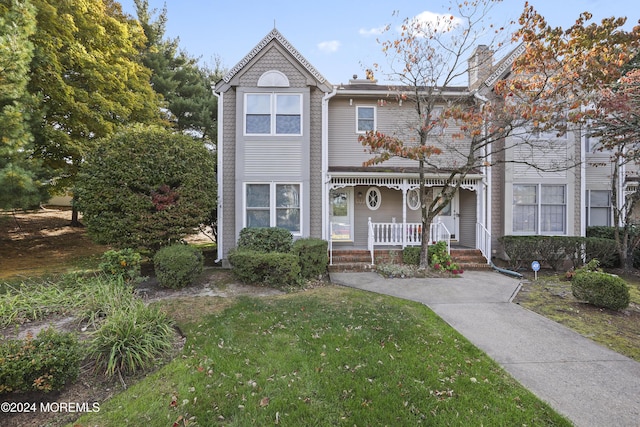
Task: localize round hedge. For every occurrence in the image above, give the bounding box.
[153,244,204,289]
[571,271,630,311]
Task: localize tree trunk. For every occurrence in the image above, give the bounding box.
[70,198,83,227]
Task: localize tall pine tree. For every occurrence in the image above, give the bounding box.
[0,0,48,209]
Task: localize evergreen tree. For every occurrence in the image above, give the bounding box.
[0,0,48,209]
[134,0,219,144]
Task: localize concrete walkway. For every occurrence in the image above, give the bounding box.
[330,270,640,427]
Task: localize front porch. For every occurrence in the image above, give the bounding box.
[325,174,492,269]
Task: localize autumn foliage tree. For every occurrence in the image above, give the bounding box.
[590,68,640,269]
[507,4,640,269]
[360,0,522,268]
[361,0,640,269]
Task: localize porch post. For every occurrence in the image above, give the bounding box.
[402,179,407,248]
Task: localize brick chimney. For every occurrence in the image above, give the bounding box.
[468,45,493,90]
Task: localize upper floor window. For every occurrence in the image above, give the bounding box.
[245,93,302,135]
[356,106,375,133]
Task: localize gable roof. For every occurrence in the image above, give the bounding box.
[482,43,526,89]
[220,28,329,86]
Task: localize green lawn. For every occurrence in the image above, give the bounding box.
[72,286,571,426]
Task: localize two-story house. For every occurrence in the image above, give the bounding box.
[214,28,619,268]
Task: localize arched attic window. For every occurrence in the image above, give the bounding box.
[257,70,290,87]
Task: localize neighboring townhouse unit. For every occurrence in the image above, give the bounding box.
[214,28,619,267]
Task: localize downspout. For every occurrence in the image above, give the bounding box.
[580,125,586,237]
[322,86,338,241]
[213,89,224,263]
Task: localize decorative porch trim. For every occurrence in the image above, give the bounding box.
[328,175,482,192]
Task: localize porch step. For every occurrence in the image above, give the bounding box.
[329,248,489,272]
[451,249,490,270]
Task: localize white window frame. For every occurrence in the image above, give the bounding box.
[512,184,567,235]
[244,182,302,235]
[407,188,420,210]
[365,187,382,210]
[244,93,302,136]
[586,189,612,227]
[356,105,376,134]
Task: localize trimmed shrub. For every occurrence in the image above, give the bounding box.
[228,249,301,289]
[153,244,203,289]
[585,237,620,268]
[292,238,328,279]
[0,328,81,394]
[100,248,142,282]
[89,300,174,377]
[402,246,420,266]
[571,271,630,311]
[237,227,293,253]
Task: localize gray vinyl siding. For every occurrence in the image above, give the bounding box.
[346,186,421,247]
[328,97,468,169]
[218,40,329,256]
[585,153,614,190]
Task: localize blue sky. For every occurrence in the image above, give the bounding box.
[120,0,639,85]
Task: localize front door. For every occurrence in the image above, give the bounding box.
[434,190,459,241]
[330,188,354,242]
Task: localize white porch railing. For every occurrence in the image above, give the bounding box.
[475,222,491,264]
[367,218,451,265]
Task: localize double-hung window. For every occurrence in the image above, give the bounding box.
[246,183,301,233]
[245,94,302,135]
[356,106,375,133]
[513,184,566,234]
[587,190,612,226]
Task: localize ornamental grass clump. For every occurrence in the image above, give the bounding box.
[88,299,175,378]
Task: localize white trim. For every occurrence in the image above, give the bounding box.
[356,105,376,134]
[365,187,382,210]
[222,29,327,85]
[243,182,303,235]
[213,90,223,262]
[244,93,303,136]
[258,70,289,87]
[322,87,337,241]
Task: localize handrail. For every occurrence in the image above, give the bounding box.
[476,222,491,264]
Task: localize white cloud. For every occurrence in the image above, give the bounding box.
[317,40,341,53]
[359,26,387,37]
[409,11,463,33]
